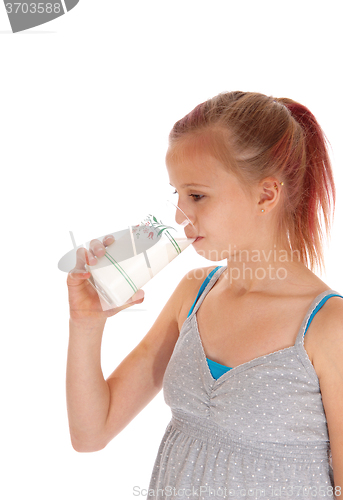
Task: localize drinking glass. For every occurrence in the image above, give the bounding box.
[84,200,198,311]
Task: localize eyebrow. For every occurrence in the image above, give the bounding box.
[169,182,210,188]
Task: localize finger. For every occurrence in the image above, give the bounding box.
[75,245,97,266]
[89,239,107,259]
[70,248,94,277]
[74,247,89,269]
[103,234,115,246]
[67,268,90,282]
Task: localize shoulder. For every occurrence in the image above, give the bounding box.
[311,294,343,387]
[312,296,343,372]
[176,266,222,330]
[313,296,343,367]
[180,265,221,301]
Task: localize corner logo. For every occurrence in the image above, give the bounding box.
[4,0,79,33]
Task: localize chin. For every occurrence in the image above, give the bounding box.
[194,243,231,262]
[193,247,226,262]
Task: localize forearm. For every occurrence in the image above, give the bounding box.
[66,318,109,452]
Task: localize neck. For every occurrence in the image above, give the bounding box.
[221,244,310,295]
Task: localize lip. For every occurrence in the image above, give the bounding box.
[193,236,204,243]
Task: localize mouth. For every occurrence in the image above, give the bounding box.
[193,236,204,243]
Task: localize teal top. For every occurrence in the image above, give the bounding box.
[187,265,340,380]
[206,357,233,378]
[187,266,232,379]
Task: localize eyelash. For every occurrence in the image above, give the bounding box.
[172,189,204,202]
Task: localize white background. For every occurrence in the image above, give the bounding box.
[1,1,342,499]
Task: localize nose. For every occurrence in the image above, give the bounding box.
[173,203,198,238]
[174,204,186,225]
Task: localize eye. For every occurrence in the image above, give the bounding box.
[189,194,204,201]
[172,189,204,202]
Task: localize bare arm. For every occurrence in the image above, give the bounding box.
[314,297,343,497]
[66,267,202,452]
[66,318,109,452]
[65,235,146,452]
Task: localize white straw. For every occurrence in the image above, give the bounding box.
[69,231,77,249]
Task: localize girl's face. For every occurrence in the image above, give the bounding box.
[166,138,261,262]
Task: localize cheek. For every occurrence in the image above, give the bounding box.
[229,196,253,224]
[215,200,238,226]
[212,204,249,241]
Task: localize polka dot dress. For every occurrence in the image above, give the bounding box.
[146,266,342,499]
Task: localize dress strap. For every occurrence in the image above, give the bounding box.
[303,292,343,336]
[295,290,343,344]
[187,266,224,318]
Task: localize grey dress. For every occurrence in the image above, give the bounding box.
[146,265,342,499]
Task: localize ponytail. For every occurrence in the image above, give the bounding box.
[276,98,336,274]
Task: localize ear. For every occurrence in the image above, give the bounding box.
[256,177,280,213]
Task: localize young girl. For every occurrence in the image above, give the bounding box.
[66,91,343,499]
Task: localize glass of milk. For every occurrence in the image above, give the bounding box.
[83,200,198,311]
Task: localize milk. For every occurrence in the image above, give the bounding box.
[86,233,196,309]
